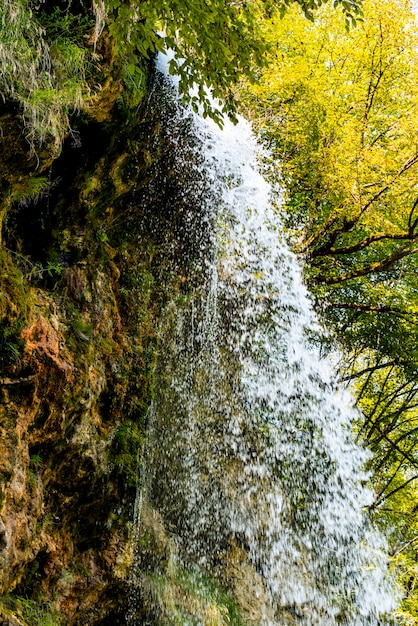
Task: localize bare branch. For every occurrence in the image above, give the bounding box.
[339,360,398,383]
[391,534,418,558]
[373,474,418,509]
[319,230,418,257]
[319,243,418,285]
[325,302,406,314]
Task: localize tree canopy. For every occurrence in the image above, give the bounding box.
[0,0,363,143]
[106,0,363,120]
[241,0,418,382]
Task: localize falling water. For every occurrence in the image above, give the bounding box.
[127,57,397,625]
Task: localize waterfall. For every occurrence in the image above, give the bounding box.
[127,57,397,625]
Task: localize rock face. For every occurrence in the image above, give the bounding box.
[0,56,272,624]
[0,70,171,625]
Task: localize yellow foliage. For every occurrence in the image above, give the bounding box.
[243,0,418,257]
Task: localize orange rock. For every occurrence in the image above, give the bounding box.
[21,316,71,375]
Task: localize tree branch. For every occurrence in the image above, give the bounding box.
[325,302,405,314]
[318,242,418,285]
[307,153,418,259]
[339,360,398,383]
[391,534,418,558]
[319,230,418,256]
[373,474,418,509]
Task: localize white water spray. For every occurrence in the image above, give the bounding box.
[129,56,397,625]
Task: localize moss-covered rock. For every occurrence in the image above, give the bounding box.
[0,56,163,621]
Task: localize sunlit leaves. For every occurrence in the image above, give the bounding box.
[106,0,363,122]
[241,0,418,367]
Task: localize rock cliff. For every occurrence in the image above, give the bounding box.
[0,61,168,624]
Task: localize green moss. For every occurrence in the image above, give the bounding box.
[70,317,94,342]
[27,468,38,491]
[0,594,61,626]
[0,0,97,149]
[10,176,49,204]
[118,63,148,112]
[175,568,247,625]
[112,419,144,487]
[139,564,248,625]
[37,6,95,47]
[98,336,117,356]
[0,247,28,364]
[64,302,94,352]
